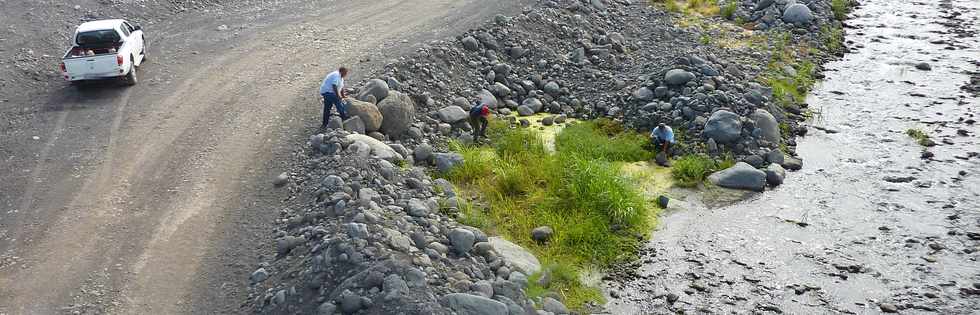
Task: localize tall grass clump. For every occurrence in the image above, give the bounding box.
[443,121,654,310]
[720,1,737,19]
[556,121,653,162]
[671,154,732,187]
[831,0,849,20]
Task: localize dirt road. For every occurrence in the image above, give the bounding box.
[0,1,528,313]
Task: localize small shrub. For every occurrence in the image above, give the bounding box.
[672,154,719,187]
[820,25,844,54]
[721,1,737,19]
[594,118,625,136]
[831,0,849,20]
[906,128,931,146]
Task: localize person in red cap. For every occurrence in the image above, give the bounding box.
[468,101,491,141]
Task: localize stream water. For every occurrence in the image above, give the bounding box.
[605,0,979,313]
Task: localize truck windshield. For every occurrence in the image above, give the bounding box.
[76,30,121,47]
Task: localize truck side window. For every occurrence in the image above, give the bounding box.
[119,25,131,37]
[124,22,135,34]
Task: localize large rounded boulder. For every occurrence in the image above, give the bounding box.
[703,110,743,144]
[378,91,416,138]
[749,109,780,143]
[356,78,390,103]
[707,162,767,192]
[346,99,384,132]
[782,4,814,25]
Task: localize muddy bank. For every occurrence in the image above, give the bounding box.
[605,0,980,313]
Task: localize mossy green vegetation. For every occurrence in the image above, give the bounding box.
[650,0,722,16]
[671,154,734,187]
[720,1,737,20]
[906,128,931,146]
[445,121,659,311]
[831,0,850,20]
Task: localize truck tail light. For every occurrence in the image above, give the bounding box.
[59,62,66,72]
[117,55,124,66]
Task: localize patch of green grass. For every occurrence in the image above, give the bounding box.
[720,1,737,20]
[446,141,494,183]
[556,121,653,162]
[671,154,731,187]
[820,25,845,54]
[906,128,931,146]
[831,0,850,20]
[444,122,654,311]
[526,263,604,310]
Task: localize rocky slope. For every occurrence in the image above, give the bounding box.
[249,0,847,313]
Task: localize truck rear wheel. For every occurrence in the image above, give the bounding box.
[124,63,138,86]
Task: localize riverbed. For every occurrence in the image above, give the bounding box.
[605,0,980,313]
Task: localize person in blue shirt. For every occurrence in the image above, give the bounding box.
[319,67,349,128]
[650,122,675,155]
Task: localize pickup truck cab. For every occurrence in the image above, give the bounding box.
[60,19,146,85]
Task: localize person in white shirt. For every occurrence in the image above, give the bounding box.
[319,67,349,128]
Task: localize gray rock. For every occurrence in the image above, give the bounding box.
[383,274,409,300]
[442,293,508,315]
[346,134,403,162]
[438,106,469,124]
[489,237,541,274]
[703,110,743,144]
[449,228,476,254]
[478,89,498,108]
[665,69,696,86]
[490,82,512,98]
[339,290,363,314]
[316,302,337,315]
[407,198,430,217]
[356,79,390,103]
[434,152,464,174]
[879,303,899,313]
[276,236,305,255]
[250,268,269,283]
[750,109,780,143]
[346,99,384,132]
[517,105,534,116]
[765,150,785,165]
[346,223,369,239]
[755,0,775,11]
[544,81,561,95]
[378,91,416,138]
[765,163,786,186]
[782,4,814,25]
[462,36,480,51]
[522,97,544,113]
[782,156,803,171]
[541,116,555,126]
[707,162,767,192]
[743,154,765,168]
[633,87,654,101]
[915,62,932,71]
[542,297,569,314]
[414,144,433,164]
[326,116,343,129]
[273,172,289,187]
[343,116,366,134]
[531,226,553,243]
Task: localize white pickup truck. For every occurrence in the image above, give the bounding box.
[60,19,147,85]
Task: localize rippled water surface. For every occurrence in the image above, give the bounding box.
[607,0,979,313]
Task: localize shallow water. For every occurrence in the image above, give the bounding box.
[606,0,980,313]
